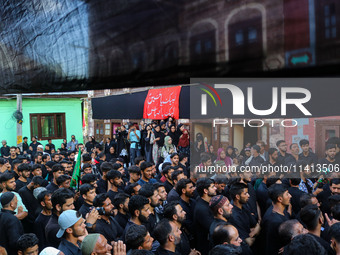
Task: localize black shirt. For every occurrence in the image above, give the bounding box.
[194,197,214,255]
[164,180,174,194]
[34,213,51,250]
[167,188,180,203]
[278,152,291,166]
[45,214,61,248]
[308,233,335,255]
[155,247,180,255]
[46,182,59,193]
[15,178,30,192]
[262,208,290,255]
[299,151,318,165]
[58,238,82,255]
[229,205,257,240]
[114,212,129,229]
[96,178,108,194]
[0,146,10,157]
[95,216,124,244]
[107,189,120,203]
[179,198,196,238]
[288,186,305,215]
[18,185,41,231]
[79,201,92,218]
[0,209,24,255]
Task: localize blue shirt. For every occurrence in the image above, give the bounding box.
[129,130,141,149]
[137,178,157,186]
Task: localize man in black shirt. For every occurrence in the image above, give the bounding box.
[177,179,196,241]
[288,178,305,215]
[46,164,65,193]
[22,137,29,153]
[153,219,182,255]
[248,145,264,167]
[30,136,42,157]
[17,233,40,255]
[300,204,335,255]
[318,178,340,215]
[0,192,24,255]
[79,184,97,218]
[163,202,192,255]
[107,170,123,203]
[123,195,151,242]
[113,193,130,229]
[163,166,175,194]
[194,178,216,255]
[167,171,186,203]
[299,139,318,165]
[285,143,300,166]
[8,146,18,166]
[34,190,52,251]
[92,193,123,244]
[19,176,44,232]
[0,140,10,158]
[229,183,259,247]
[277,140,291,166]
[262,184,291,255]
[139,183,161,233]
[319,144,338,170]
[96,162,112,194]
[57,210,85,255]
[15,163,31,192]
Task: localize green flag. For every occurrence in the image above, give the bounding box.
[70,148,82,189]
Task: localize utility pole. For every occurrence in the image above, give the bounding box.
[17,94,23,151]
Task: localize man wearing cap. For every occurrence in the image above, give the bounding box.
[0,172,28,220]
[0,192,24,255]
[81,234,116,255]
[57,209,86,255]
[208,195,233,242]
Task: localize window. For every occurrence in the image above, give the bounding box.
[190,30,216,63]
[30,113,66,140]
[324,4,337,39]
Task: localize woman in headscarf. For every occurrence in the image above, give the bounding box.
[216,148,232,167]
[168,124,179,148]
[105,146,117,162]
[166,116,175,132]
[161,136,177,159]
[151,125,165,165]
[192,132,205,165]
[160,121,168,135]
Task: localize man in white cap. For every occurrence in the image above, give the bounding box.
[39,247,64,255]
[57,210,86,255]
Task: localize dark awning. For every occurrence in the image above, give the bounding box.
[91,86,190,119]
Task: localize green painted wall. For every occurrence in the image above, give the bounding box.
[0,97,83,148]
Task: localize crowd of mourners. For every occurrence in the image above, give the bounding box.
[0,117,340,255]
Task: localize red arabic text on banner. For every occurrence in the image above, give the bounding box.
[143,86,182,120]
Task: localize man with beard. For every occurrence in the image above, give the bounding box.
[163,202,199,255]
[113,193,130,229]
[208,195,233,243]
[262,184,292,255]
[299,139,318,165]
[123,195,151,242]
[167,170,186,203]
[93,193,124,244]
[239,169,259,221]
[138,162,157,186]
[154,183,168,217]
[139,183,161,232]
[229,183,259,247]
[106,170,124,202]
[263,148,280,168]
[276,140,291,166]
[34,190,52,250]
[0,172,28,220]
[318,178,340,215]
[194,178,217,255]
[319,144,338,169]
[125,224,154,253]
[57,210,86,255]
[178,179,196,244]
[153,219,182,255]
